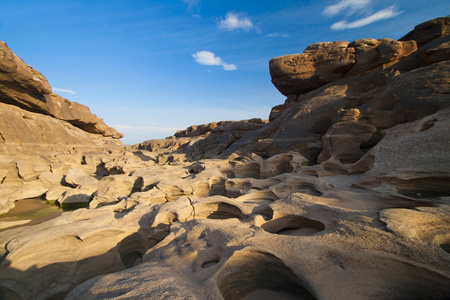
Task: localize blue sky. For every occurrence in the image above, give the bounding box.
[1,0,448,144]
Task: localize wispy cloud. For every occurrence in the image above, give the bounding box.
[331,5,401,30]
[323,0,371,17]
[182,0,200,15]
[192,51,237,71]
[53,88,76,95]
[265,32,290,38]
[219,12,253,31]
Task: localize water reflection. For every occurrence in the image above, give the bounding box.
[0,198,77,232]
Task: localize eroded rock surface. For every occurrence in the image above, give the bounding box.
[0,17,449,300]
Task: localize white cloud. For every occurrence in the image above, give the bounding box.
[222,63,237,71]
[323,0,371,17]
[192,51,237,71]
[219,12,253,31]
[192,50,223,66]
[53,88,76,95]
[331,5,401,30]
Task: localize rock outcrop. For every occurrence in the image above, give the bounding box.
[0,41,125,215]
[0,41,123,139]
[0,17,449,300]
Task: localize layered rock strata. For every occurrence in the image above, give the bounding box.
[0,18,449,300]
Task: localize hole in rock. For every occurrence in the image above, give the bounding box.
[279,183,323,197]
[396,177,450,199]
[300,170,319,177]
[252,206,274,221]
[338,155,363,165]
[261,215,325,236]
[419,118,437,132]
[216,250,316,300]
[197,202,247,220]
[118,233,147,269]
[0,287,22,300]
[202,259,220,268]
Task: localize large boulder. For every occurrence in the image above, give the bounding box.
[269,39,416,97]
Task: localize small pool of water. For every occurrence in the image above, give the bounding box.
[0,198,64,232]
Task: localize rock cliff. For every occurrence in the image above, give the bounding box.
[0,41,123,143]
[0,18,449,300]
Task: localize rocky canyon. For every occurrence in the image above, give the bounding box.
[0,17,449,299]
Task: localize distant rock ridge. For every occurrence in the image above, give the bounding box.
[0,41,123,140]
[134,118,269,160]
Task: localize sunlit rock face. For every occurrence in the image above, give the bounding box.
[0,17,449,300]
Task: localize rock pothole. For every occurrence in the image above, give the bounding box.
[118,233,147,269]
[201,258,220,269]
[261,215,325,236]
[194,202,247,220]
[216,250,316,300]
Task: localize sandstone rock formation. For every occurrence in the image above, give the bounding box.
[0,41,125,215]
[0,17,449,300]
[0,41,123,139]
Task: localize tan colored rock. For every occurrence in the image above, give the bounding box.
[270,41,354,96]
[38,171,64,187]
[16,160,50,182]
[0,102,123,157]
[9,180,48,201]
[0,186,17,215]
[45,186,73,203]
[90,175,142,208]
[57,188,94,208]
[347,38,417,75]
[64,168,99,187]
